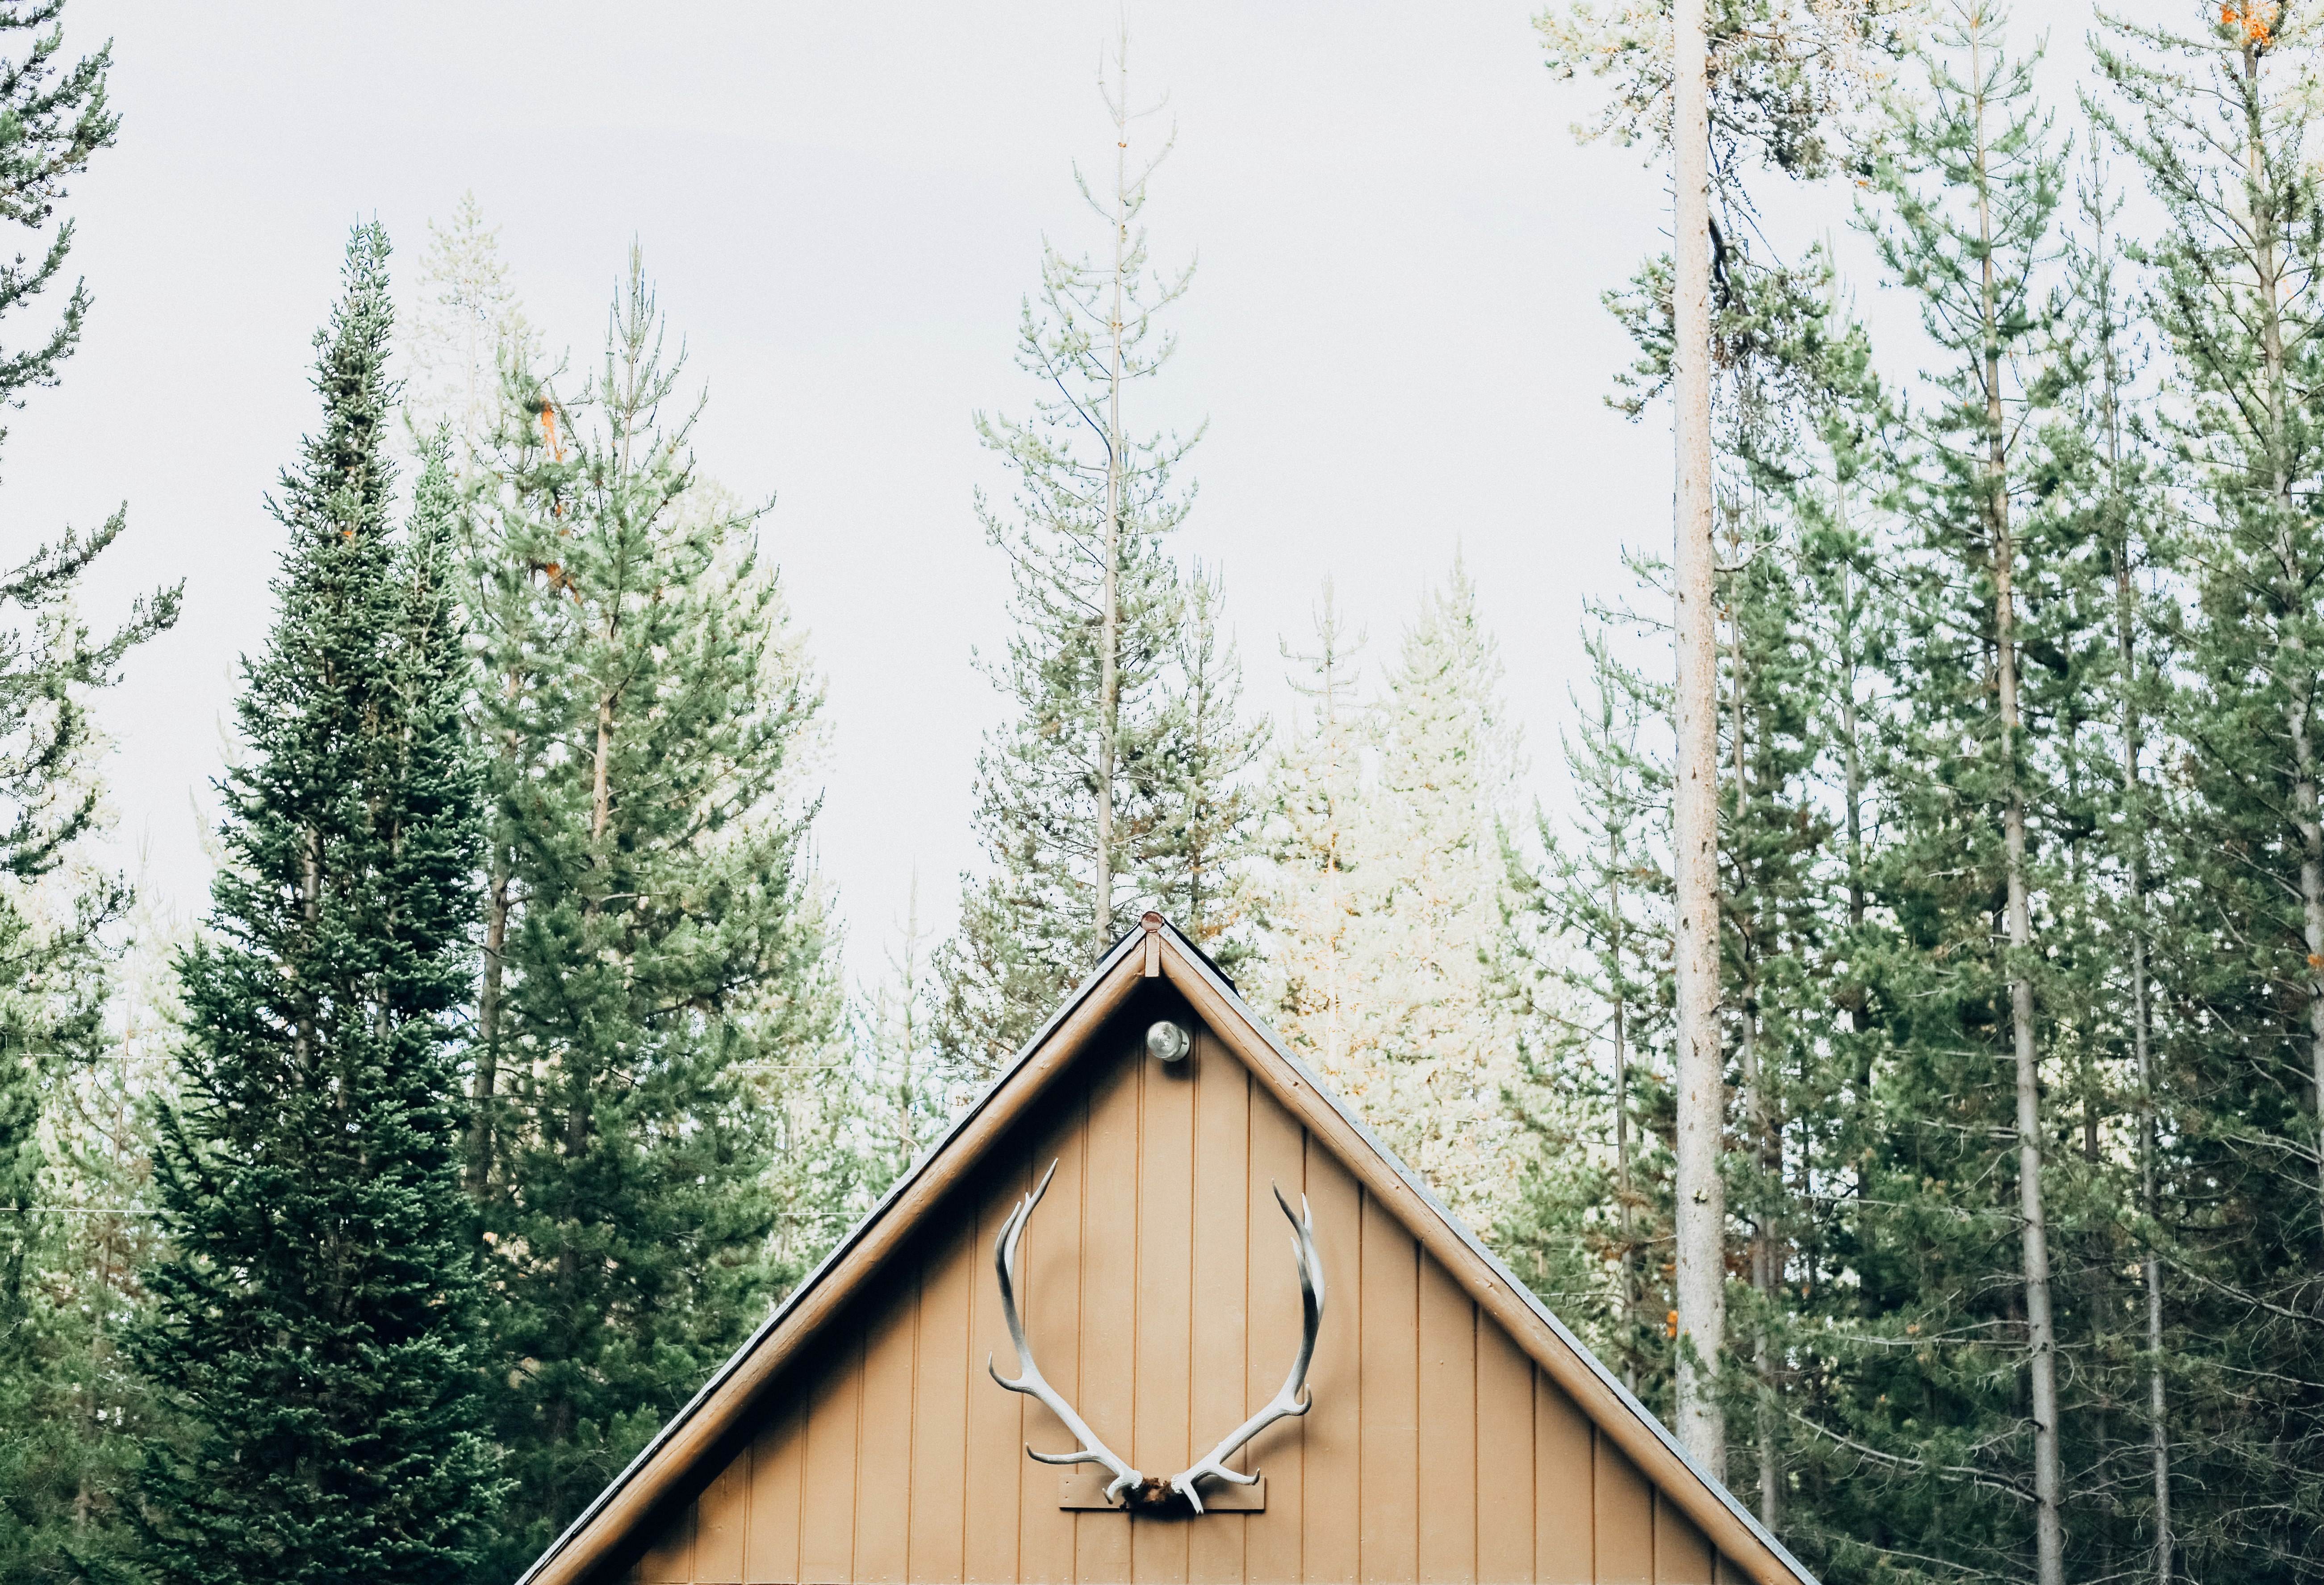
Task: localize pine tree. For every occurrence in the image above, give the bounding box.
[0,811,158,1585]
[1269,561,1534,1234]
[0,8,179,1572]
[934,24,1198,1076]
[8,872,184,1583]
[857,878,945,1189]
[1258,581,1368,1073]
[1538,0,1911,1483]
[1148,564,1266,973]
[2095,7,2324,1577]
[1826,12,2077,1578]
[1517,3,2324,1576]
[0,0,165,1261]
[465,248,836,1567]
[1360,559,1531,1227]
[1503,623,1673,1401]
[131,225,501,1585]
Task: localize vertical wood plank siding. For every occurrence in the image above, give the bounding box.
[632,1012,1730,1585]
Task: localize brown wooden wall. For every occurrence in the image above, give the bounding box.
[626,1010,1734,1585]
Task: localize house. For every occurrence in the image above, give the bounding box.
[515,914,1818,1585]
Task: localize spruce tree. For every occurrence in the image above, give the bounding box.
[1356,559,1532,1228]
[131,224,500,1585]
[464,249,836,1568]
[856,881,945,1189]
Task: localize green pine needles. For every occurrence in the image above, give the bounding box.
[132,224,503,1585]
[461,246,836,1571]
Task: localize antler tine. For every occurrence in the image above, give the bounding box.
[986,1159,1144,1504]
[1168,1182,1328,1513]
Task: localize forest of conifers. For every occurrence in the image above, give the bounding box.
[4,0,2323,1582]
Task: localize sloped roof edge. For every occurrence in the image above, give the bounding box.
[1152,922,1820,1585]
[514,925,1153,1585]
[517,916,1820,1585]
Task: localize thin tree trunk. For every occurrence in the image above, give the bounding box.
[1973,36,2060,1576]
[471,666,525,1194]
[2121,549,2171,1583]
[469,855,509,1194]
[1670,0,1725,1482]
[1840,588,1865,933]
[1611,821,1636,1395]
[594,693,615,844]
[1836,480,1877,1276]
[1729,555,1781,1528]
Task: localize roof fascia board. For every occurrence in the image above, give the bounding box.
[516,927,1152,1585]
[1149,920,1819,1585]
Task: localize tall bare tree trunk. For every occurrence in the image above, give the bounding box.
[1670,0,1726,1483]
[1837,488,1876,1279]
[1973,39,2060,1577]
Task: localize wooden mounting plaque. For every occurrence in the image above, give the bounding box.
[1058,1470,1266,1511]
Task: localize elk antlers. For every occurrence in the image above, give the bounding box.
[987,1163,1328,1515]
[989,1161,1146,1504]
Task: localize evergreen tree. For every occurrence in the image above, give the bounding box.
[1257,579,1369,1072]
[0,7,179,1573]
[1358,559,1532,1229]
[1501,623,1674,1402]
[855,878,946,1189]
[1268,562,1535,1234]
[1538,0,1914,1482]
[1148,564,1266,973]
[1788,15,2086,1581]
[934,25,1199,1076]
[8,872,184,1584]
[464,248,836,1568]
[2096,6,2324,1577]
[131,226,500,1585]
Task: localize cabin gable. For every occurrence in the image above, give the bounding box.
[619,989,1731,1585]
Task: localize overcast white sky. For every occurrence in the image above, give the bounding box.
[22,0,2107,978]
